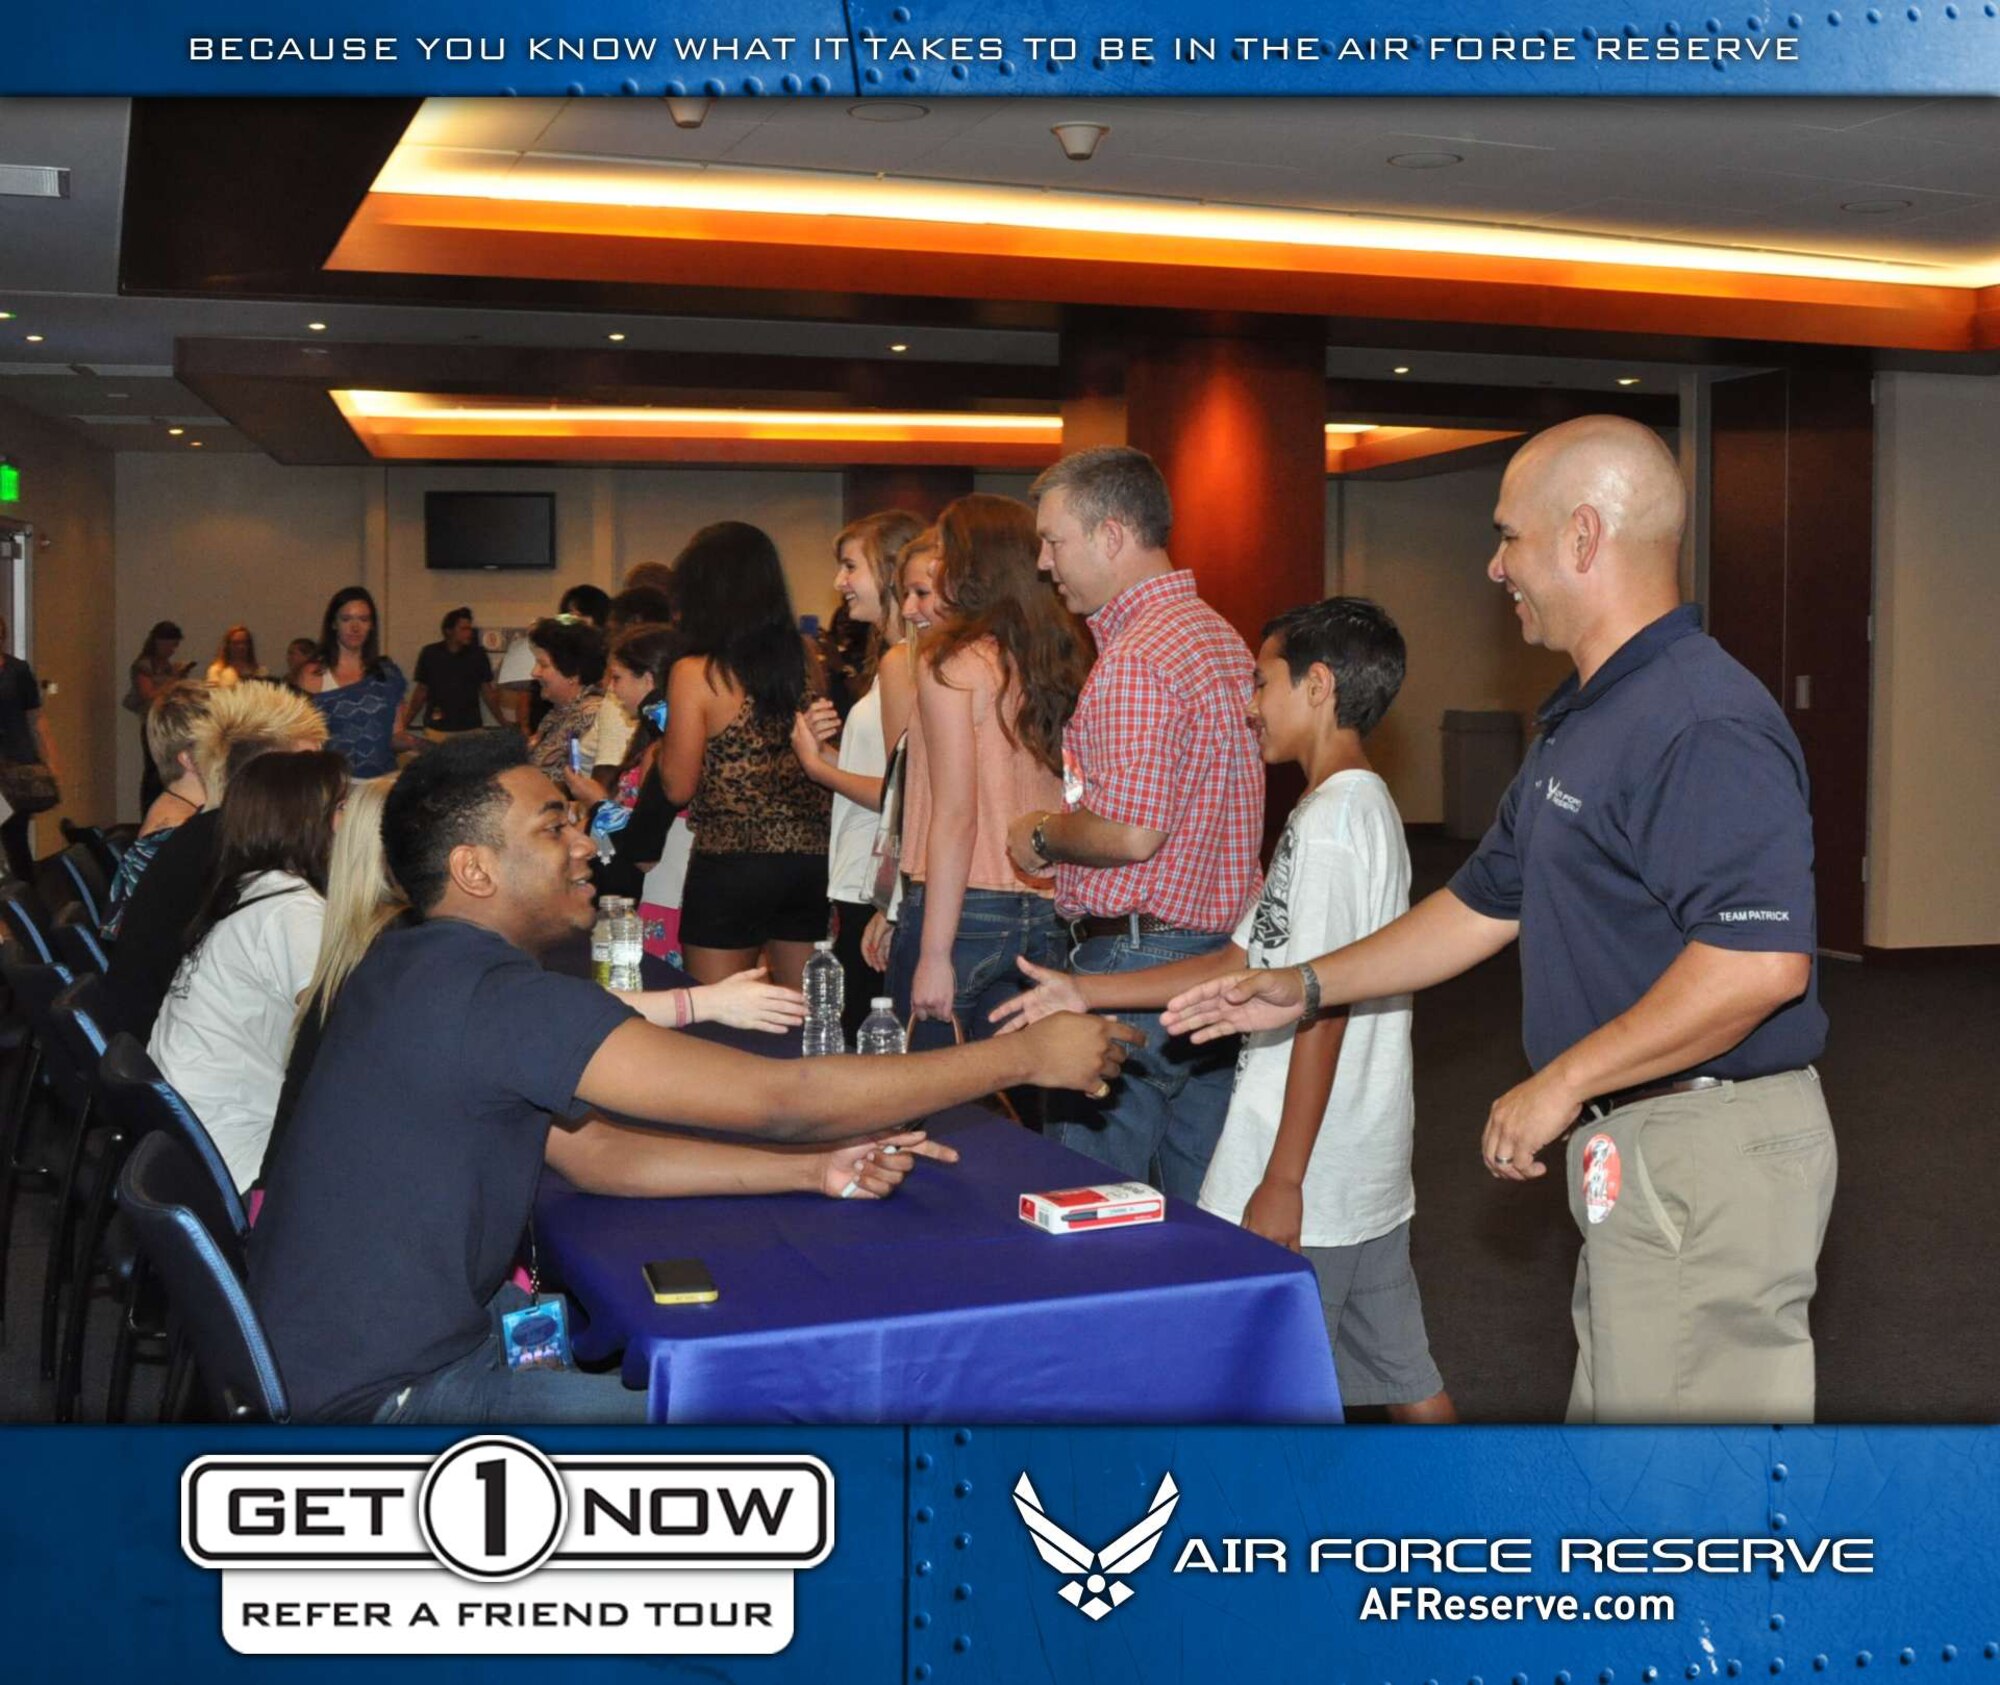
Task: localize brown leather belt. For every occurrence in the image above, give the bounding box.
[1582,1075,1725,1119]
[1068,912,1190,943]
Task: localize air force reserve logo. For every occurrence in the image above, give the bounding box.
[1012,1472,1180,1621]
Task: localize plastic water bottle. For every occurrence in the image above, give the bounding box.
[590,902,614,988]
[609,898,643,992]
[856,998,906,1056]
[801,939,845,1057]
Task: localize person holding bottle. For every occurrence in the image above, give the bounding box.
[791,510,925,1041]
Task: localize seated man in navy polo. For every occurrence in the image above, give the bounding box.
[250,730,1137,1424]
[1165,415,1833,1425]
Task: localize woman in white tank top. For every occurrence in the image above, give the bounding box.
[791,510,927,1041]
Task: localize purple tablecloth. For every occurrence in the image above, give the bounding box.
[536,1096,1343,1425]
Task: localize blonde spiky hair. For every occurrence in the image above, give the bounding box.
[190,681,328,803]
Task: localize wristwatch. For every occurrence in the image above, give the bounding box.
[1295,962,1323,1026]
[1030,813,1054,866]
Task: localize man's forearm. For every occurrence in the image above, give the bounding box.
[1311,888,1518,1007]
[1074,943,1245,1012]
[1539,941,1810,1104]
[548,1115,821,1197]
[579,1020,1036,1143]
[1042,806,1165,868]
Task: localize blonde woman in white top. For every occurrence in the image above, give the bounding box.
[790,510,925,1039]
[205,624,266,687]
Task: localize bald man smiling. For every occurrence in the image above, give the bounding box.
[1164,416,1834,1425]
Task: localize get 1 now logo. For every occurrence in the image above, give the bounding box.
[180,1437,830,1655]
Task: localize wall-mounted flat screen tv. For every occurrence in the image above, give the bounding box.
[424,492,556,571]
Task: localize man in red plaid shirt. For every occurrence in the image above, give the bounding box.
[1005,446,1265,1199]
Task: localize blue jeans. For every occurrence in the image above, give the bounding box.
[371,1284,648,1424]
[887,883,1067,1051]
[1046,929,1239,1204]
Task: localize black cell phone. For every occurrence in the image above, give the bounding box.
[642,1258,719,1306]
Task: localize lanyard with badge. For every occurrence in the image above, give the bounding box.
[498,1223,575,1371]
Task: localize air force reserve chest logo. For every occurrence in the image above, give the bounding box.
[1012,1472,1180,1621]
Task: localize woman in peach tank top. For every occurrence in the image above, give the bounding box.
[892,493,1092,1051]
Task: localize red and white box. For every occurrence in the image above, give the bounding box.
[1019,1181,1165,1235]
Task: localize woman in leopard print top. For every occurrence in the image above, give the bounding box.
[661,521,831,990]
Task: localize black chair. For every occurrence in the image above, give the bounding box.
[95,1034,250,1420]
[53,846,111,929]
[0,951,73,1356]
[41,975,118,1419]
[101,824,139,871]
[0,882,56,965]
[0,933,58,1345]
[60,822,122,887]
[118,1132,288,1423]
[50,903,109,977]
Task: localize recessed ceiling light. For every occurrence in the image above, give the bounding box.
[1387,152,1463,170]
[167,426,185,436]
[1616,377,1642,386]
[889,342,909,353]
[24,334,44,343]
[0,311,12,321]
[849,102,930,124]
[1393,365,1411,375]
[607,332,626,342]
[307,321,327,332]
[188,440,204,448]
[107,391,128,398]
[1840,198,1913,215]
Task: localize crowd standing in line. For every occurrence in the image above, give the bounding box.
[85,420,1830,1426]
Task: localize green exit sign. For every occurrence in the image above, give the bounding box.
[0,461,18,503]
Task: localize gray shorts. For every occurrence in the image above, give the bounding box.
[1302,1219,1444,1409]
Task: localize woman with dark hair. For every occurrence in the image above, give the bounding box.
[563,621,683,907]
[127,618,191,810]
[148,748,347,1192]
[304,587,410,777]
[895,494,1092,1048]
[558,583,612,627]
[527,614,631,782]
[662,520,831,990]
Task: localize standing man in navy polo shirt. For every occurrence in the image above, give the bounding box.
[1165,416,1834,1423]
[1007,446,1265,1201]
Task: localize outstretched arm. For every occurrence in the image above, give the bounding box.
[545,1117,958,1199]
[575,1012,1141,1144]
[1162,888,1518,1042]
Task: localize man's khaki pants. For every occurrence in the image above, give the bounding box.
[1564,1068,1836,1424]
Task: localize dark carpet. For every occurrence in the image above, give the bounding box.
[1402,829,2000,1423]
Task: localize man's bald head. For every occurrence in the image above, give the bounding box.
[1506,415,1686,562]
[1489,416,1688,674]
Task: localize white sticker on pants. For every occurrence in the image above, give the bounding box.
[1582,1133,1622,1225]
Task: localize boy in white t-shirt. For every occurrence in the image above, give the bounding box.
[995,598,1454,1422]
